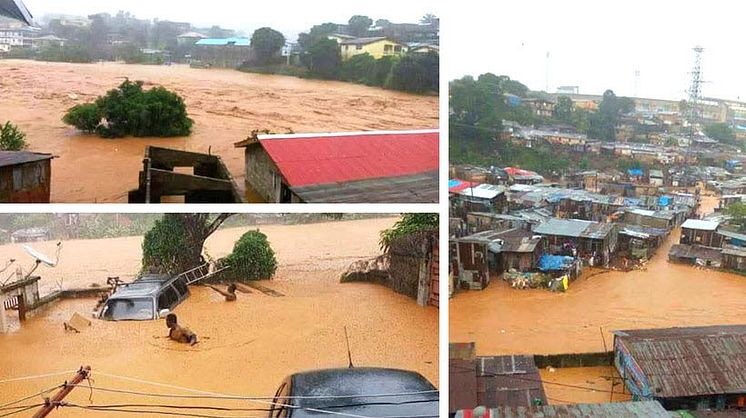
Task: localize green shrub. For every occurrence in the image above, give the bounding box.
[0,121,27,151]
[63,79,193,138]
[38,43,94,63]
[386,52,439,94]
[222,230,277,281]
[62,103,102,132]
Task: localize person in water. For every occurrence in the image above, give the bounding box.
[207,283,237,301]
[166,313,198,345]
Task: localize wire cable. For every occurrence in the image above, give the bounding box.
[0,403,43,417]
[0,370,77,385]
[0,384,63,408]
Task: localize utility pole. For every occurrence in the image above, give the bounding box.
[32,366,91,418]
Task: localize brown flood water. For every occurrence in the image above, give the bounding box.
[450,195,746,355]
[0,60,438,202]
[540,366,630,405]
[0,218,438,415]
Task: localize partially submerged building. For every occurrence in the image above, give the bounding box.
[613,325,746,411]
[533,218,618,266]
[128,146,243,203]
[235,130,438,203]
[669,244,723,267]
[0,151,54,203]
[680,219,722,248]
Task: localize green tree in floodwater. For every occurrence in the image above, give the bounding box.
[63,80,193,138]
[221,230,278,281]
[250,27,285,66]
[0,121,27,151]
[379,214,438,253]
[141,214,233,274]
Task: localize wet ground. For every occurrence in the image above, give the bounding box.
[0,218,438,416]
[0,60,439,202]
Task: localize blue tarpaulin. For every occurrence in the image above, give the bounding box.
[448,179,462,188]
[628,169,644,176]
[538,254,575,272]
[659,196,672,206]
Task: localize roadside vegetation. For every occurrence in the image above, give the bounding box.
[63,80,193,138]
[220,230,278,281]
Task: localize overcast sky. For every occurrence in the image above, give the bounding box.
[444,1,746,102]
[24,0,437,41]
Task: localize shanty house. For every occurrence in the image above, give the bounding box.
[234,130,439,203]
[624,208,677,230]
[533,218,618,266]
[456,184,507,214]
[680,219,722,247]
[668,244,722,267]
[0,151,54,203]
[722,245,746,272]
[339,37,406,60]
[617,224,668,260]
[454,230,498,290]
[613,325,746,411]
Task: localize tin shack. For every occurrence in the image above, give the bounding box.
[0,151,54,203]
[613,325,746,411]
[533,218,618,266]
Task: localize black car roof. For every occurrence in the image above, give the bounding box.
[288,368,438,418]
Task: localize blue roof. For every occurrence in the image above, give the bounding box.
[659,195,672,206]
[195,38,251,46]
[538,254,576,271]
[628,168,644,176]
[448,179,462,188]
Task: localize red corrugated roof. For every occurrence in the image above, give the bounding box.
[259,130,439,187]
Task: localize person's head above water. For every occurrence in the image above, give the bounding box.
[227,283,237,293]
[166,313,178,329]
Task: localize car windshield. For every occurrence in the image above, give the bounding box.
[101,298,154,321]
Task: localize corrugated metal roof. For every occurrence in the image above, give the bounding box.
[681,219,719,231]
[255,130,439,187]
[533,218,612,239]
[476,355,547,408]
[463,401,670,417]
[290,170,437,203]
[195,37,250,46]
[669,244,723,262]
[460,184,506,200]
[450,359,478,414]
[0,151,53,167]
[614,325,746,398]
[717,229,746,242]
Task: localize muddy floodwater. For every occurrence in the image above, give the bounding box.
[0,218,438,416]
[450,197,746,355]
[540,366,630,405]
[0,60,438,202]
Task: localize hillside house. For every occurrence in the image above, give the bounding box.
[339,37,406,60]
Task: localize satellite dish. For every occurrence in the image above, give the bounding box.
[22,243,60,267]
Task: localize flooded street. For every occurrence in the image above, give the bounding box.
[0,60,438,202]
[0,217,438,415]
[450,198,746,355]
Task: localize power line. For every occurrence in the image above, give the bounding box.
[0,384,63,409]
[0,404,43,417]
[0,370,77,385]
[67,383,438,402]
[0,404,45,412]
[449,364,623,395]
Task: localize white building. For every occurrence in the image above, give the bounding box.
[0,25,40,49]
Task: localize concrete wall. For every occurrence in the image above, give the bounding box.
[244,145,282,203]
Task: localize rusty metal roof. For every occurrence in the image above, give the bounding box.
[613,325,746,398]
[0,151,53,168]
[450,359,477,414]
[475,355,547,409]
[463,401,671,417]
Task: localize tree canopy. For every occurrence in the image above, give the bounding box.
[251,27,285,65]
[348,15,373,37]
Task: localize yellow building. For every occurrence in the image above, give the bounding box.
[339,37,406,60]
